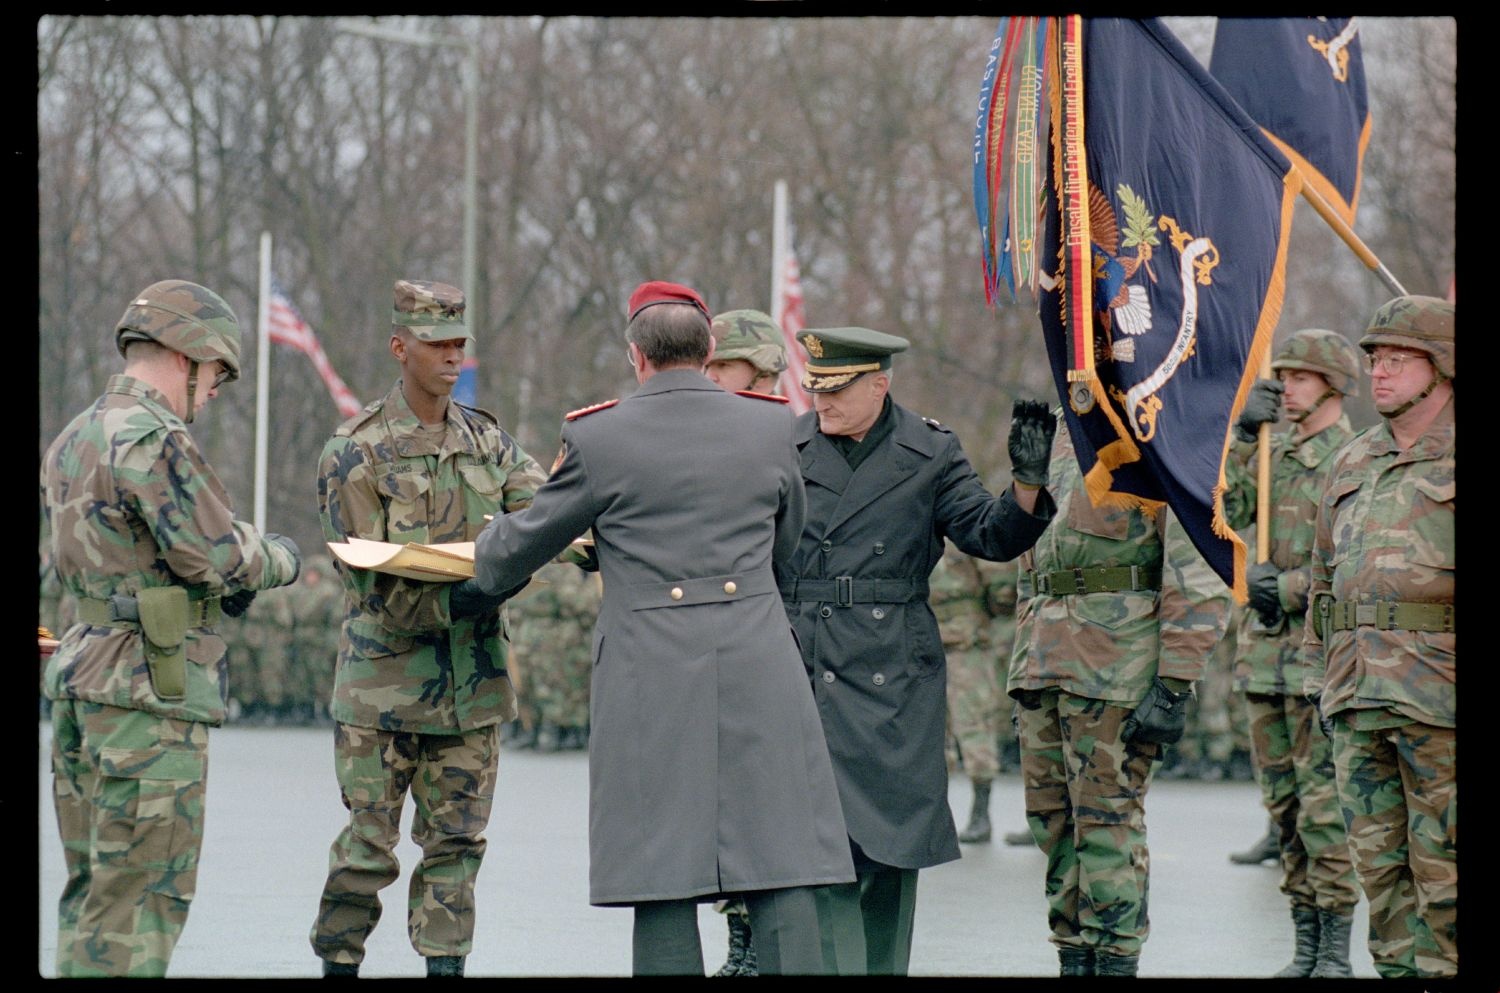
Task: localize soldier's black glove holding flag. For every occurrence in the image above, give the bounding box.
[222,589,257,618]
[1246,561,1284,628]
[1009,399,1057,488]
[1121,677,1193,745]
[450,577,530,620]
[1234,379,1284,443]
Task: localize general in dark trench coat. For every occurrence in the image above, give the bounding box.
[473,367,855,908]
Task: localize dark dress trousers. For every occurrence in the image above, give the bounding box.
[474,369,856,906]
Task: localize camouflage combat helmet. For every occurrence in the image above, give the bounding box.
[710,309,788,376]
[115,279,243,381]
[1359,295,1455,381]
[1272,328,1361,398]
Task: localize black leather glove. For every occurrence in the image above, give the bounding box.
[221,589,257,618]
[1234,379,1284,443]
[1008,399,1057,488]
[1121,678,1192,745]
[1011,688,1044,711]
[449,578,530,620]
[266,533,302,584]
[1246,561,1283,628]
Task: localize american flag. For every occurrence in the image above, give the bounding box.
[268,285,362,418]
[777,253,812,415]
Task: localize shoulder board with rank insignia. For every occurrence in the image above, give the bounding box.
[734,390,790,404]
[565,399,619,421]
[923,416,951,432]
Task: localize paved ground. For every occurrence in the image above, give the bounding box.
[37,721,1381,978]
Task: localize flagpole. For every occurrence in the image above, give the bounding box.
[1298,181,1407,297]
[771,180,787,324]
[254,232,271,535]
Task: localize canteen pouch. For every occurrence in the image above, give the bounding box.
[138,586,189,701]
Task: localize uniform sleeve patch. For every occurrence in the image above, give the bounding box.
[735,390,791,404]
[565,398,619,420]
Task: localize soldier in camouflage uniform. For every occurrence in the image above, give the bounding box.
[934,543,1017,844]
[226,583,296,723]
[1007,421,1230,977]
[1222,328,1363,976]
[510,560,600,750]
[703,308,791,977]
[41,280,302,977]
[1303,296,1456,980]
[308,280,547,979]
[289,555,346,724]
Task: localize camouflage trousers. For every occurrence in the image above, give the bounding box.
[49,699,209,977]
[1018,689,1161,957]
[310,722,500,964]
[1331,715,1457,979]
[1244,693,1358,911]
[944,646,1002,782]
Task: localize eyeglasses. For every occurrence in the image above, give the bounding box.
[211,367,232,390]
[1363,351,1428,376]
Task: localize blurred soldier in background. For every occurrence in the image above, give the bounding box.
[1224,328,1363,977]
[1008,421,1229,977]
[510,561,600,751]
[42,279,301,976]
[289,554,344,725]
[1304,296,1455,980]
[935,544,1018,844]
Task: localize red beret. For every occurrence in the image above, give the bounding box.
[627,280,710,322]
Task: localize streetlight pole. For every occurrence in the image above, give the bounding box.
[335,19,479,335]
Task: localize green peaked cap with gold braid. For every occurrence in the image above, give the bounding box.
[796,326,910,393]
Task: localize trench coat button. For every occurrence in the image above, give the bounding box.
[874,542,885,555]
[872,607,885,619]
[820,605,832,618]
[822,671,836,683]
[872,672,886,686]
[723,581,737,595]
[670,587,684,601]
[820,539,833,552]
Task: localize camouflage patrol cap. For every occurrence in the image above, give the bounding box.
[797,326,910,392]
[115,280,242,381]
[710,309,788,376]
[1359,295,1454,380]
[392,279,468,342]
[1272,328,1362,398]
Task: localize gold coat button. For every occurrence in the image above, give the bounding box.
[670,587,684,601]
[724,581,737,595]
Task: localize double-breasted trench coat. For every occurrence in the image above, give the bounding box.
[776,401,1053,869]
[474,369,855,905]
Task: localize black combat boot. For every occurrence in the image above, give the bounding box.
[1308,909,1354,978]
[321,959,359,978]
[713,913,757,976]
[1093,951,1139,977]
[426,955,466,978]
[1059,947,1094,976]
[1272,905,1321,978]
[958,781,993,843]
[1229,821,1280,865]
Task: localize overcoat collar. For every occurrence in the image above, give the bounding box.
[796,400,940,538]
[630,367,722,399]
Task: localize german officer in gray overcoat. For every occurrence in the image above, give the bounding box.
[778,326,1057,974]
[471,281,855,975]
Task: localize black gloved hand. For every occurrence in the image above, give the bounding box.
[266,533,302,584]
[1234,379,1284,443]
[449,578,531,620]
[1009,399,1057,488]
[1010,687,1044,711]
[1246,561,1284,628]
[1310,694,1334,738]
[222,589,257,618]
[1121,678,1192,745]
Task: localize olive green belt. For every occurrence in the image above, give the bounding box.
[1024,566,1161,597]
[1324,599,1453,634]
[78,594,223,629]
